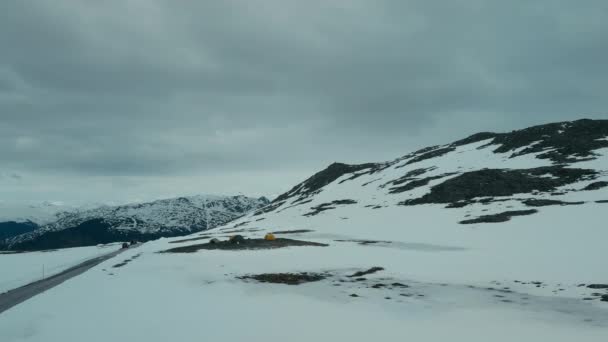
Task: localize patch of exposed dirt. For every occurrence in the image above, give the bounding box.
[160,238,328,253]
[238,272,328,285]
[459,210,538,224]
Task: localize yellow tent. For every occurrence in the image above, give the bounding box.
[264,233,276,241]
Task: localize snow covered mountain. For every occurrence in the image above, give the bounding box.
[1,195,269,250]
[249,118,608,224]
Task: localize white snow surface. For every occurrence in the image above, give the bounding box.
[1,135,608,341]
[0,244,119,293]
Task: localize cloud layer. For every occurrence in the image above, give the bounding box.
[1,0,606,203]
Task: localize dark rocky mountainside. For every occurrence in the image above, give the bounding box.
[0,221,39,241]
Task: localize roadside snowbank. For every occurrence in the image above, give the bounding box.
[0,244,119,293]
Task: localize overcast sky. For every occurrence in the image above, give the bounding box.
[1,0,607,205]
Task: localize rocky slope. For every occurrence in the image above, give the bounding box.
[1,195,269,251]
[250,119,608,223]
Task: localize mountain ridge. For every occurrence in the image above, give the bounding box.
[1,195,269,251]
[252,118,608,223]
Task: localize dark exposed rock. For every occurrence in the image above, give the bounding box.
[459,210,539,224]
[382,167,434,187]
[169,236,213,244]
[388,174,457,194]
[232,221,250,228]
[238,272,327,285]
[522,199,585,207]
[161,238,328,253]
[453,119,608,164]
[275,199,314,213]
[271,229,314,234]
[404,146,456,166]
[445,201,472,208]
[583,181,608,191]
[303,199,357,217]
[331,199,358,205]
[253,201,286,216]
[348,267,385,278]
[596,200,608,204]
[335,239,391,245]
[452,132,499,147]
[273,162,382,204]
[400,167,597,206]
[587,284,608,289]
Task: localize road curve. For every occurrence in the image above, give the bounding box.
[0,247,127,315]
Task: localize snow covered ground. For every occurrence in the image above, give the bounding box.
[0,199,607,342]
[0,244,120,293]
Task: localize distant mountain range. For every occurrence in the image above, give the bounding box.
[0,195,269,251]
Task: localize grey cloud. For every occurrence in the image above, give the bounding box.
[0,0,606,202]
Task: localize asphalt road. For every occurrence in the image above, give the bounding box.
[0,247,128,315]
